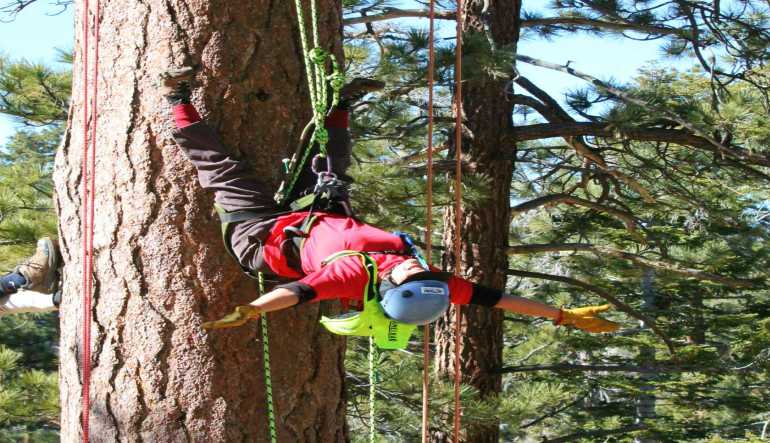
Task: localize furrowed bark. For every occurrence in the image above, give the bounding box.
[56,0,347,441]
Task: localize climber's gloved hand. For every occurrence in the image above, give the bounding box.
[202,305,261,330]
[555,304,620,333]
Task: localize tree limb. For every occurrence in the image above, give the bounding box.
[521,390,593,429]
[343,8,684,38]
[508,243,762,288]
[506,268,676,355]
[542,424,644,443]
[493,362,703,374]
[511,193,639,232]
[514,54,770,168]
[512,121,770,168]
[512,77,655,202]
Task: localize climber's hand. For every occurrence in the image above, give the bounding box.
[202,305,261,330]
[556,304,620,333]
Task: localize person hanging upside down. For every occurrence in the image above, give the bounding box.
[0,237,61,316]
[161,68,620,342]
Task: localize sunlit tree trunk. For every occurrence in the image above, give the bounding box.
[55,0,347,440]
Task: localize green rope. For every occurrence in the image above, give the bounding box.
[258,273,277,443]
[277,0,344,206]
[369,336,377,443]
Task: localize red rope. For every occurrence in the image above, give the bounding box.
[452,0,464,440]
[80,0,100,440]
[421,0,437,441]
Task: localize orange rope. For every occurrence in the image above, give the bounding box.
[80,0,100,440]
[421,0,437,441]
[452,0,464,440]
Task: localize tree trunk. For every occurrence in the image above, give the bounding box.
[433,1,521,442]
[55,0,347,441]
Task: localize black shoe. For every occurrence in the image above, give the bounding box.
[160,66,196,105]
[337,78,385,109]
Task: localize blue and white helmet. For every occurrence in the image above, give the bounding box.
[379,271,451,325]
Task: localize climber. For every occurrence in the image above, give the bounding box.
[161,67,620,335]
[0,237,61,316]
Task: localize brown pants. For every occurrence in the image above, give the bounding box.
[172,121,351,273]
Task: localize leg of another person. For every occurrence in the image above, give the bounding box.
[0,290,57,316]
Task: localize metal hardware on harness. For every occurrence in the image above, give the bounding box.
[310,166,352,216]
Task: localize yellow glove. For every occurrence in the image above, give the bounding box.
[202,305,261,330]
[555,304,620,333]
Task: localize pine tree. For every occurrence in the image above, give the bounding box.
[0,54,70,439]
[341,1,770,441]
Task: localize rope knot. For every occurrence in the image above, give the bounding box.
[328,72,346,91]
[308,48,328,65]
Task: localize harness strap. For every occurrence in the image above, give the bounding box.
[217,209,271,224]
[289,193,317,212]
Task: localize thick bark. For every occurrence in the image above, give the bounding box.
[55,0,347,441]
[433,1,520,442]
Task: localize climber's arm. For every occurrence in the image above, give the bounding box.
[203,259,365,330]
[494,293,560,320]
[248,287,300,313]
[451,278,619,333]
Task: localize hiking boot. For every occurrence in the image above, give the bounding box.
[337,78,385,109]
[16,237,60,294]
[160,66,196,105]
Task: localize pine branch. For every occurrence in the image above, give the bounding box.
[505,268,676,355]
[0,0,70,21]
[343,8,684,37]
[512,76,654,202]
[523,16,684,37]
[511,193,639,233]
[542,423,644,442]
[344,7,455,25]
[512,121,770,168]
[521,390,593,429]
[405,158,478,174]
[493,362,701,374]
[514,54,770,168]
[508,243,762,288]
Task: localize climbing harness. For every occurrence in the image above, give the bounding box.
[80,0,101,440]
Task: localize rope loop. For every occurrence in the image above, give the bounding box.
[308,47,328,65]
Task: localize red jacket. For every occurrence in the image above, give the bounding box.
[265,211,475,305]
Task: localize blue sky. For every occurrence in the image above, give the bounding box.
[0,1,74,143]
[0,2,685,144]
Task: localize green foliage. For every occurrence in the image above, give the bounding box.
[342,1,770,441]
[0,56,70,126]
[0,54,68,438]
[0,345,58,440]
